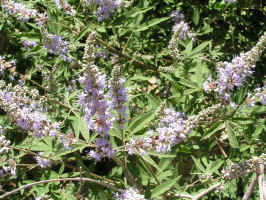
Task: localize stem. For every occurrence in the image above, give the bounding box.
[257,164,265,200]
[74,152,115,185]
[0,177,122,199]
[139,156,161,185]
[242,174,258,200]
[11,147,55,161]
[174,183,221,200]
[193,183,221,200]
[215,136,228,158]
[95,37,155,70]
[49,21,156,70]
[112,156,139,190]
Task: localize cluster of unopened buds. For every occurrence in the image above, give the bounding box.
[0,134,10,155]
[221,154,266,180]
[35,194,52,200]
[0,126,17,178]
[54,0,76,16]
[2,0,48,27]
[108,65,128,130]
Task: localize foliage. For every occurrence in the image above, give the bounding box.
[0,0,265,199]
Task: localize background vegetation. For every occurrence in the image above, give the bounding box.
[0,0,265,199]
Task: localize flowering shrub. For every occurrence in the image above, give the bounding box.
[0,0,265,199]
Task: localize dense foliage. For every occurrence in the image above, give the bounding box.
[0,0,265,199]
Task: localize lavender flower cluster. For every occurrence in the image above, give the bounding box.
[42,33,72,62]
[79,33,114,160]
[83,0,122,21]
[168,11,195,60]
[114,187,146,200]
[0,81,60,138]
[109,65,128,130]
[2,0,48,27]
[79,65,112,136]
[203,32,266,102]
[127,104,221,155]
[54,0,76,16]
[171,10,195,40]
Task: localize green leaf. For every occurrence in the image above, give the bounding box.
[17,137,52,152]
[130,7,154,18]
[142,154,160,171]
[182,40,193,56]
[191,156,205,172]
[74,24,96,41]
[202,122,224,140]
[226,121,239,148]
[151,177,179,198]
[129,75,151,82]
[145,94,161,110]
[192,7,200,25]
[189,41,210,56]
[135,17,170,32]
[128,109,157,135]
[71,117,91,142]
[178,78,198,89]
[148,152,176,158]
[207,160,224,174]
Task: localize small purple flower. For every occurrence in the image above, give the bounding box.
[22,40,38,48]
[35,153,51,168]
